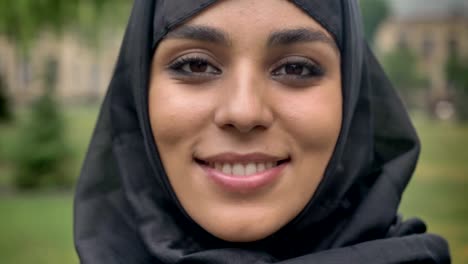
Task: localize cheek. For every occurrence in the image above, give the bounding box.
[275,82,342,150]
[148,78,213,147]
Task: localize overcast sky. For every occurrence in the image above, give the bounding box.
[388,0,468,17]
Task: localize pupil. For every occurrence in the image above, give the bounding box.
[285,64,303,75]
[190,61,208,72]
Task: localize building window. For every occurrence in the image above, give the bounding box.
[448,37,458,57]
[45,58,58,88]
[18,58,32,90]
[422,33,434,60]
[0,56,4,73]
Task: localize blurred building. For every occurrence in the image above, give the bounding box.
[0,31,122,104]
[375,0,468,101]
[2,1,468,105]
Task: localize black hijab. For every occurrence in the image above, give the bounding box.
[74,0,450,263]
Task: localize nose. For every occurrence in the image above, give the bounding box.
[214,63,274,133]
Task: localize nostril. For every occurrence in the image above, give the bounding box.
[221,123,268,134]
[213,93,274,133]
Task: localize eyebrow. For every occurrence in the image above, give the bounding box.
[267,28,339,54]
[164,25,231,46]
[164,25,338,55]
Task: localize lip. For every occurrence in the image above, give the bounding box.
[196,152,287,163]
[194,152,290,193]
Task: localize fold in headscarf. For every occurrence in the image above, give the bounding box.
[74,0,450,263]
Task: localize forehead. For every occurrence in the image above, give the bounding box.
[160,0,339,54]
[184,0,330,35]
[153,0,343,50]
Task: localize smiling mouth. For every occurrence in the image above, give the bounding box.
[194,158,291,176]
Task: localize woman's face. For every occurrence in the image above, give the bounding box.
[149,0,342,242]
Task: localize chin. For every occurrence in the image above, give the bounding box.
[207,220,277,243]
[190,204,291,243]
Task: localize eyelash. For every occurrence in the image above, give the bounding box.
[167,56,325,81]
[272,58,325,79]
[168,56,221,77]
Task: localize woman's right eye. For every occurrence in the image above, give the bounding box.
[168,56,221,76]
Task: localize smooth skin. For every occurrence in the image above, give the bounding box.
[149,0,342,242]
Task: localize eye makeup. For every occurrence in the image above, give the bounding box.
[168,55,222,76]
[272,56,325,78]
[165,51,326,87]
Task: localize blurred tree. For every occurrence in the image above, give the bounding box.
[446,52,468,121]
[0,1,76,53]
[381,47,428,108]
[0,1,131,189]
[0,0,130,53]
[76,0,131,49]
[0,0,131,117]
[13,58,72,190]
[360,0,390,44]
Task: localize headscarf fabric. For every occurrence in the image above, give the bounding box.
[74,0,450,263]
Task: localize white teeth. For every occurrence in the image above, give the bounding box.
[208,161,284,176]
[232,163,245,176]
[256,163,266,172]
[266,162,273,169]
[245,163,257,175]
[222,163,232,174]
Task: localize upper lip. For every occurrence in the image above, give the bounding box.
[195,152,289,164]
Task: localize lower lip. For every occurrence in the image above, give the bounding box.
[197,162,289,193]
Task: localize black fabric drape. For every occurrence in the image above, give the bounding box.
[74,0,450,263]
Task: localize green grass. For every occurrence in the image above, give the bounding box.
[0,107,467,263]
[0,194,77,264]
[400,115,468,264]
[0,105,98,264]
[401,179,468,263]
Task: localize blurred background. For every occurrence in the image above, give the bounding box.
[0,0,467,263]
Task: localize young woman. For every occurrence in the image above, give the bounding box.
[74,0,450,263]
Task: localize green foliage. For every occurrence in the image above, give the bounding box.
[0,105,99,190]
[12,60,72,190]
[0,71,12,122]
[0,0,76,53]
[381,47,428,107]
[75,0,132,49]
[0,0,131,54]
[446,52,468,120]
[359,0,390,44]
[446,56,468,93]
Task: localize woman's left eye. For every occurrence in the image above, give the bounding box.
[271,59,325,79]
[274,63,310,76]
